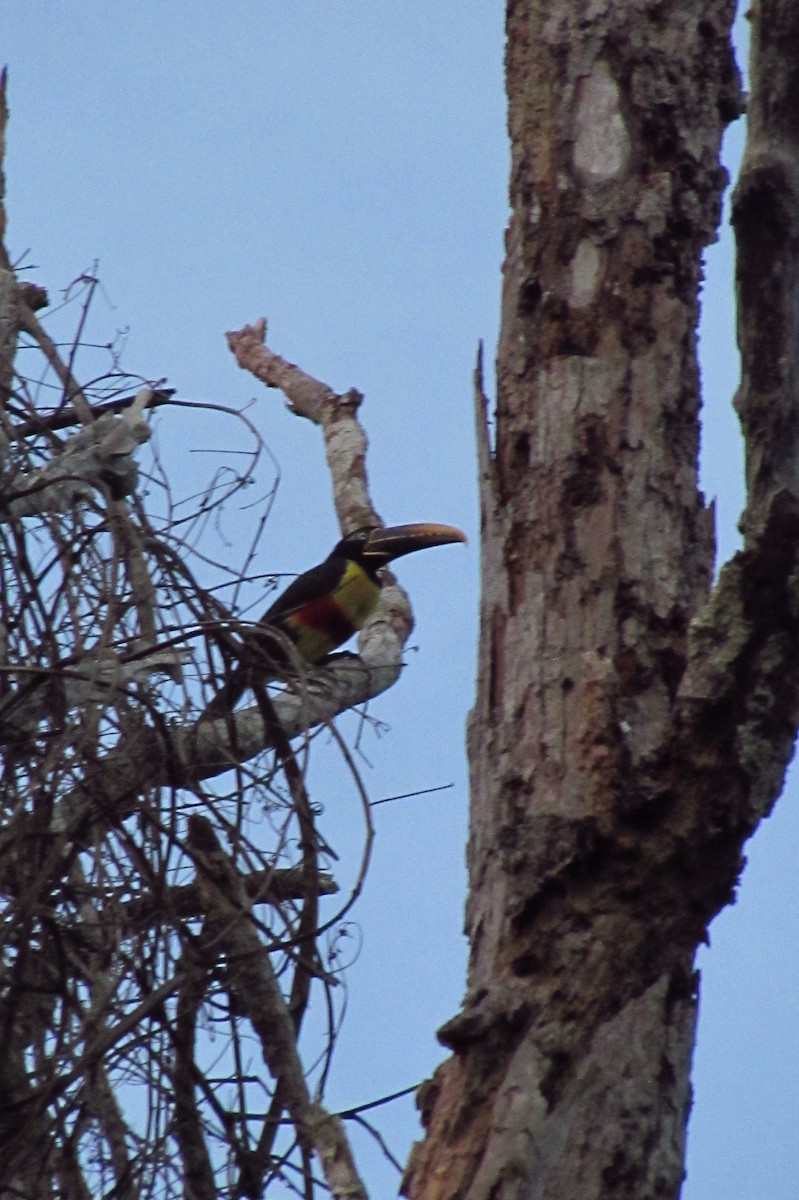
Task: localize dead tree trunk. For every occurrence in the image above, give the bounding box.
[404,2,799,1198]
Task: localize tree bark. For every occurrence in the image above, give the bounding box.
[400,2,797,1197]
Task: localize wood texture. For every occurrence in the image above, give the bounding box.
[404,2,753,1197]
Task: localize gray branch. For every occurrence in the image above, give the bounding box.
[0,389,152,518]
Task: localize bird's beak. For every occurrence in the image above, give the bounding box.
[362,522,467,562]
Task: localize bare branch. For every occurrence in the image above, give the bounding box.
[0,71,17,411]
[0,103,417,1194]
[7,386,174,442]
[121,863,337,930]
[186,816,368,1200]
[17,300,94,425]
[0,388,153,518]
[677,0,799,832]
[172,935,217,1200]
[189,634,407,785]
[227,318,378,532]
[0,68,8,269]
[732,0,799,539]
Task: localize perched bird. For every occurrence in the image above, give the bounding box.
[203,522,466,718]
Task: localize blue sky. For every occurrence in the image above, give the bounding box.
[4,5,798,1197]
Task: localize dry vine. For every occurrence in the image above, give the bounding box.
[0,72,413,1200]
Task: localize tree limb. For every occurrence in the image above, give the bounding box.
[7,387,174,441]
[227,318,379,533]
[732,0,799,539]
[679,0,799,833]
[0,389,153,518]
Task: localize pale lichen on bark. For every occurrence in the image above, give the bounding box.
[573,61,631,183]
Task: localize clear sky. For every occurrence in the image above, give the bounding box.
[4,5,798,1198]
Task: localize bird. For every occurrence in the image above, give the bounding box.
[202,521,466,719]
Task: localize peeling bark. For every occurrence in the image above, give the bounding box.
[401,2,798,1198]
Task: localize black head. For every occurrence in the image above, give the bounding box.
[329,526,381,564]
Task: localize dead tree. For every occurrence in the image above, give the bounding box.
[403,3,799,1199]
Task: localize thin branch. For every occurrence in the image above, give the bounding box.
[172,930,217,1200]
[121,862,337,929]
[17,301,94,425]
[186,816,368,1200]
[7,386,175,441]
[346,1112,404,1175]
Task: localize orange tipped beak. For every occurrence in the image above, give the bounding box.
[362,522,467,562]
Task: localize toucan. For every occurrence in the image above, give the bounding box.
[203,522,466,718]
